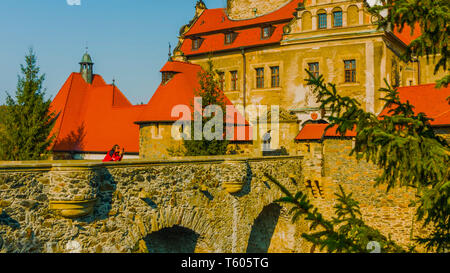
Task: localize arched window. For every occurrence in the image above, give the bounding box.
[301,11,312,31]
[317,9,327,29]
[347,5,359,26]
[332,7,343,27]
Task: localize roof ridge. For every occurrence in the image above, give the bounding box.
[53,73,76,148]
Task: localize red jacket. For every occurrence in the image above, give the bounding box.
[102,150,123,162]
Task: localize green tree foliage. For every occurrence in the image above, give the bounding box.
[266,173,406,253]
[269,71,449,252]
[183,60,229,156]
[0,49,56,160]
[307,73,449,252]
[368,0,449,87]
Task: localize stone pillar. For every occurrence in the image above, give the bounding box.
[365,42,375,113]
[342,10,348,27]
[48,165,100,218]
[312,15,317,30]
[327,10,332,29]
[359,6,364,25]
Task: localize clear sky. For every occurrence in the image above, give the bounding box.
[0,0,227,105]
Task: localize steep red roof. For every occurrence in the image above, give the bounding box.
[181,22,286,56]
[135,61,252,141]
[185,1,302,36]
[379,84,450,126]
[181,1,303,56]
[50,73,142,153]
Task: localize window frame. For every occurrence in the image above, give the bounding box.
[308,62,320,79]
[191,38,202,50]
[162,72,174,84]
[218,71,225,90]
[224,32,235,45]
[318,12,327,29]
[344,60,357,83]
[255,67,265,89]
[230,70,238,91]
[261,26,272,40]
[270,66,280,88]
[333,10,343,27]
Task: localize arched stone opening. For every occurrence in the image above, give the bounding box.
[143,225,200,253]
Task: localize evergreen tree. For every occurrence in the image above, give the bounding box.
[0,49,56,160]
[268,74,449,252]
[368,0,449,87]
[183,60,229,156]
[265,0,449,253]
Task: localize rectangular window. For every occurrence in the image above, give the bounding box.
[218,72,225,90]
[230,71,238,90]
[333,11,343,27]
[318,13,327,29]
[308,62,319,78]
[192,38,201,50]
[270,66,280,88]
[162,72,174,84]
[261,26,271,39]
[225,32,234,44]
[344,60,356,82]
[256,68,264,89]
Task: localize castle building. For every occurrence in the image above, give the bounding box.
[50,54,252,159]
[50,52,144,160]
[50,0,449,160]
[168,0,448,155]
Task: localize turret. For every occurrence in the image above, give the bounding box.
[79,52,94,84]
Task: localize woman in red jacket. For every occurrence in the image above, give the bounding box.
[103,145,124,162]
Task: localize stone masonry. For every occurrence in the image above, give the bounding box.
[0,153,430,253]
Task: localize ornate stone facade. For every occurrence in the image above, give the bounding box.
[227,0,292,19]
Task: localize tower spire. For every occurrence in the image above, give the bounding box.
[168,42,172,61]
[79,49,94,84]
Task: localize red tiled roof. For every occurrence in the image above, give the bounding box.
[379,84,450,126]
[324,125,357,137]
[181,22,286,56]
[181,1,303,56]
[295,123,329,140]
[295,123,356,140]
[185,1,302,36]
[136,61,252,141]
[50,73,143,153]
[393,23,422,45]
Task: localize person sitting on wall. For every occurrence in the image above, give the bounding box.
[102,144,124,162]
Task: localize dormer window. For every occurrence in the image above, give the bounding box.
[162,72,175,84]
[192,37,203,50]
[261,26,273,39]
[225,32,236,45]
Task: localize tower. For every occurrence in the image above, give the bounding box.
[79,51,94,84]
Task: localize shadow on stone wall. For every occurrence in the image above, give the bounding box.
[233,162,253,198]
[143,225,199,253]
[0,211,20,230]
[246,203,282,253]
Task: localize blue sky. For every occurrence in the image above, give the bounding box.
[0,0,227,105]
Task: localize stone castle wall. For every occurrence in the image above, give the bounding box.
[0,151,429,253]
[0,156,309,253]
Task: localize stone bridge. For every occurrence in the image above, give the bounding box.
[0,156,312,253]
